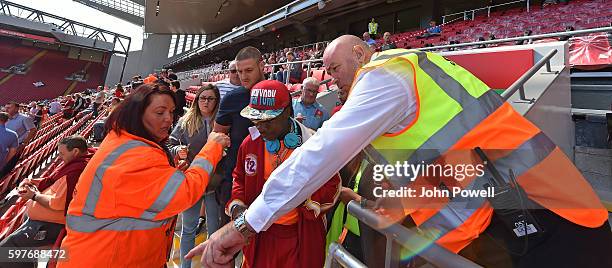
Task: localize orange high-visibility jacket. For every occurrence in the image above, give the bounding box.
[58,130,223,268]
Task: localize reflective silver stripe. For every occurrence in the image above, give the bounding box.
[140,171,186,220]
[413,51,476,104]
[418,132,556,239]
[190,157,214,174]
[407,90,503,164]
[139,157,214,220]
[67,214,170,233]
[82,140,151,216]
[371,50,415,62]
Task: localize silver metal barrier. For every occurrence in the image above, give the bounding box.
[325,242,367,268]
[442,0,528,23]
[344,201,483,268]
[419,26,612,52]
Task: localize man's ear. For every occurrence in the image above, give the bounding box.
[353,45,366,65]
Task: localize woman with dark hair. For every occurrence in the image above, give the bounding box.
[58,84,230,267]
[168,84,222,268]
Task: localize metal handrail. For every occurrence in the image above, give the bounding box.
[266,58,324,86]
[265,58,324,67]
[500,49,558,102]
[442,0,527,23]
[419,26,612,51]
[346,201,482,268]
[325,243,367,268]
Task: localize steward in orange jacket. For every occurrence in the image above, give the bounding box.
[58,84,229,268]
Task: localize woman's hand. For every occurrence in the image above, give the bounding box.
[208,132,231,148]
[178,146,188,160]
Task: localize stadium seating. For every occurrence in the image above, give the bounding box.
[378,0,612,49]
[0,39,107,104]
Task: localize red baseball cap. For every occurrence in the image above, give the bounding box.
[241,80,291,121]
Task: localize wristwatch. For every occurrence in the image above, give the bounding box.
[233,210,255,241]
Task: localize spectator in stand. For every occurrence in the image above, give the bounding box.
[293,77,330,130]
[212,46,264,236]
[72,93,86,117]
[33,103,44,127]
[380,32,397,51]
[311,43,325,60]
[418,20,442,39]
[277,51,303,84]
[170,80,186,124]
[129,75,141,87]
[216,61,242,99]
[58,84,230,268]
[169,85,220,268]
[48,98,62,116]
[559,26,575,41]
[0,112,18,177]
[3,101,37,172]
[515,30,533,45]
[92,97,122,142]
[362,32,376,46]
[158,69,171,87]
[93,86,106,117]
[62,95,75,119]
[477,37,487,49]
[0,136,93,268]
[28,102,37,117]
[114,83,125,98]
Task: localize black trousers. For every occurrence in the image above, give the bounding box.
[0,219,64,268]
[460,209,612,268]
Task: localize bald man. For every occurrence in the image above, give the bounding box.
[187,35,392,266]
[191,34,612,268]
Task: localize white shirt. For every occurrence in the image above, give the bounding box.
[215,80,242,100]
[246,63,418,232]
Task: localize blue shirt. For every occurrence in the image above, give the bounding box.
[215,86,253,181]
[0,125,18,170]
[6,113,35,144]
[365,38,376,46]
[428,26,441,34]
[292,99,330,130]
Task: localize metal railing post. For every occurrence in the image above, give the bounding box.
[324,243,367,268]
[527,0,530,12]
[500,49,557,102]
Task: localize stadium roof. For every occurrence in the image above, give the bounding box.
[144,0,293,34]
[72,0,144,25]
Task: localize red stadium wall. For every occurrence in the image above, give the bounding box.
[0,38,108,104]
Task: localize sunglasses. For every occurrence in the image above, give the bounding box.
[229,70,238,74]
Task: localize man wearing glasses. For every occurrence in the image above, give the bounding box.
[216,60,242,99]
